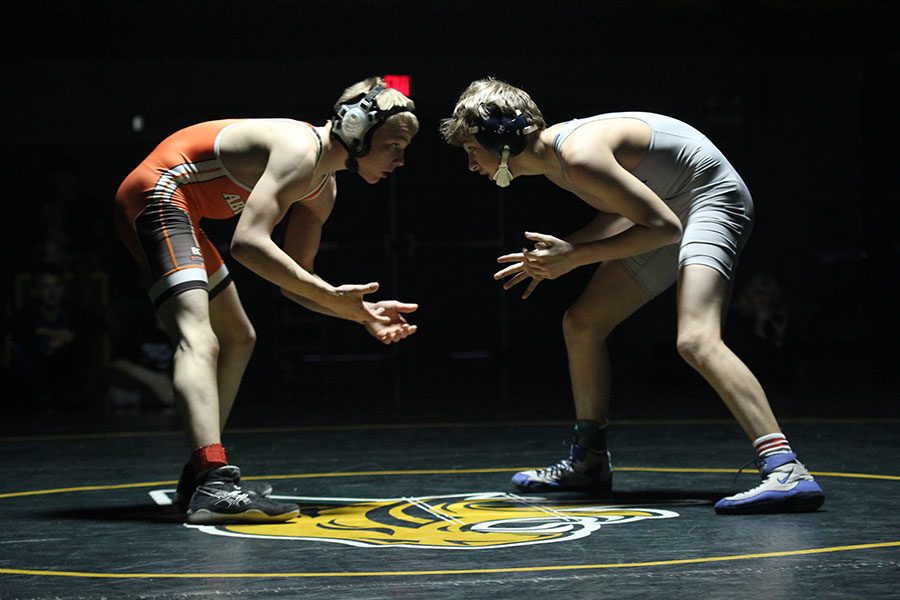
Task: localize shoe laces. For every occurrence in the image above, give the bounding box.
[538,457,576,480]
[731,457,764,485]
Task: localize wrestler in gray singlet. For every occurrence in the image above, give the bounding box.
[553,112,754,297]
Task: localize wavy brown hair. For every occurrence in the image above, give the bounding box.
[440,78,546,146]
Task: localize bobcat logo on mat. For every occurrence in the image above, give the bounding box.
[178,492,679,549]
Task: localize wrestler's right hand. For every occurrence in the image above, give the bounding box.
[323,282,391,323]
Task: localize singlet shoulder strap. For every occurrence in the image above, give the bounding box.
[552,118,582,163]
[298,121,332,202]
[301,121,324,165]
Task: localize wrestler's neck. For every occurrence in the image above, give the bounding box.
[507,131,562,179]
[314,121,352,175]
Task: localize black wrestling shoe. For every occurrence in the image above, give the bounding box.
[175,461,274,512]
[185,465,299,525]
[512,443,613,494]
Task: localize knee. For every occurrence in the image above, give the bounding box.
[178,328,221,366]
[676,328,719,368]
[238,323,257,355]
[223,322,257,358]
[563,305,612,347]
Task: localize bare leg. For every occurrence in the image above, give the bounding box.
[562,261,654,422]
[208,283,256,432]
[155,288,221,449]
[675,264,780,439]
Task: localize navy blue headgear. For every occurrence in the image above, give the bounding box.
[468,109,538,187]
[468,110,537,158]
[331,86,411,173]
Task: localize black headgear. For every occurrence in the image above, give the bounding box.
[331,86,411,173]
[467,109,538,187]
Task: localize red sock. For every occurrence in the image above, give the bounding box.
[191,443,227,474]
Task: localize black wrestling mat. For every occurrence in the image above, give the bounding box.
[1,420,898,599]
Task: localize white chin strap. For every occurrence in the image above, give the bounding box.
[493,146,513,188]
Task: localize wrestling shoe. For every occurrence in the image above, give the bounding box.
[512,443,612,493]
[186,465,299,524]
[175,461,274,512]
[715,452,825,515]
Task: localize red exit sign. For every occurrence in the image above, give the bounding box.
[384,74,411,97]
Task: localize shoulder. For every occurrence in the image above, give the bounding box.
[558,126,617,170]
[224,119,316,154]
[255,120,320,173]
[559,115,650,167]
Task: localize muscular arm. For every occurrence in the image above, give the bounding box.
[278,188,344,318]
[278,179,417,343]
[230,150,335,304]
[564,211,635,244]
[562,143,682,267]
[230,143,385,324]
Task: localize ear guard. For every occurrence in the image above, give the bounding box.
[468,110,538,187]
[331,86,411,173]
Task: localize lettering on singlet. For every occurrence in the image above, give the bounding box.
[223,193,245,214]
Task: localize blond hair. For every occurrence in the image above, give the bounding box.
[440,77,546,146]
[336,76,419,132]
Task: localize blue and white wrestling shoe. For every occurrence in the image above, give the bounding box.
[512,443,613,494]
[715,452,825,515]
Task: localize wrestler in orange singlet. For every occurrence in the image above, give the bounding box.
[114,77,420,524]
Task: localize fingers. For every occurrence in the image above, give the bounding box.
[524,231,555,245]
[337,281,381,295]
[494,262,524,280]
[497,252,525,264]
[376,324,418,344]
[381,301,418,313]
[502,271,530,290]
[366,306,391,323]
[522,278,542,299]
[517,254,547,278]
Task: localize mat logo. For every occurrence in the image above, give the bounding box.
[181,492,679,549]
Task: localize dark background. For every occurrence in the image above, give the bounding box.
[2,0,897,425]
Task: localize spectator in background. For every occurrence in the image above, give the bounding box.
[7,264,97,413]
[106,291,175,413]
[25,161,109,274]
[728,272,797,396]
[733,272,789,349]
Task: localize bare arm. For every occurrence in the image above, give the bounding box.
[562,146,682,267]
[495,133,681,292]
[277,184,341,317]
[564,211,635,244]
[279,180,418,343]
[230,146,386,324]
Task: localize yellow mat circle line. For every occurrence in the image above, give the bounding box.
[1,541,898,579]
[1,468,897,579]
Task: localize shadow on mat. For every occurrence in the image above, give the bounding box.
[38,491,731,524]
[41,505,185,524]
[512,489,729,506]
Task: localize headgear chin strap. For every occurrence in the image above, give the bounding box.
[468,110,538,187]
[331,86,411,173]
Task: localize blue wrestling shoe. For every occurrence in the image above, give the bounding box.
[512,443,612,494]
[715,452,825,515]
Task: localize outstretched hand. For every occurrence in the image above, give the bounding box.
[328,282,392,323]
[364,300,419,344]
[494,232,577,298]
